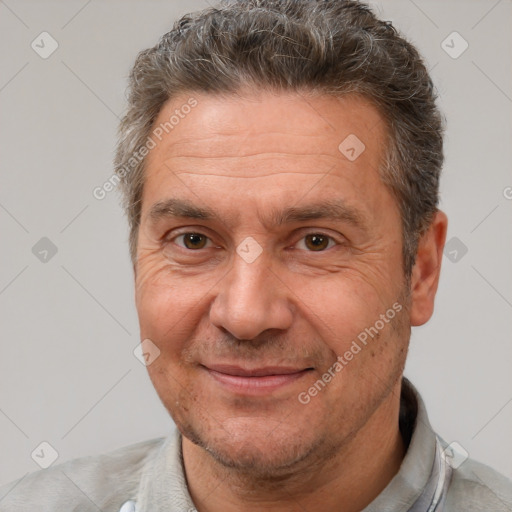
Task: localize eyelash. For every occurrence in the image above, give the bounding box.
[167,230,340,252]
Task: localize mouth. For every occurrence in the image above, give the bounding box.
[202,364,314,395]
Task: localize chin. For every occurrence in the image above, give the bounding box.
[180,415,324,479]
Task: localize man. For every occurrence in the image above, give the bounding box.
[1,0,511,510]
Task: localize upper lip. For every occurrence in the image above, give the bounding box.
[204,364,311,377]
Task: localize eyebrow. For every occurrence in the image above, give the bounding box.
[268,200,366,229]
[147,198,368,230]
[148,198,217,223]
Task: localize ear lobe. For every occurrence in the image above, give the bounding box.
[409,210,448,326]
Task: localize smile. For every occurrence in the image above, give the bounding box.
[202,364,313,395]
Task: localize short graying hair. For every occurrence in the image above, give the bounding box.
[114,0,445,276]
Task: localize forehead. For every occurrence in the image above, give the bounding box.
[145,90,387,171]
[141,90,393,227]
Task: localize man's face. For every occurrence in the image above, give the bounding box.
[135,90,411,474]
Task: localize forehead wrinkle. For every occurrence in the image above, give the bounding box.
[153,132,338,161]
[158,151,339,161]
[174,171,331,179]
[153,153,345,180]
[163,131,328,144]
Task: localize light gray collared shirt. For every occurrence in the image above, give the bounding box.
[1,378,511,511]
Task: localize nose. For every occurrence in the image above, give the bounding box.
[209,249,294,340]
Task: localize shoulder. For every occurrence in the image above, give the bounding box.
[0,437,165,512]
[446,456,512,511]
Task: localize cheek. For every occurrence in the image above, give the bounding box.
[135,256,199,345]
[289,271,394,342]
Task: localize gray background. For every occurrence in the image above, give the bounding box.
[1,0,511,487]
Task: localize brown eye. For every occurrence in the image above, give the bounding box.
[181,233,208,249]
[304,234,330,251]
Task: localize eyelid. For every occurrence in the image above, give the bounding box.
[164,228,345,250]
[292,230,341,251]
[163,226,213,241]
[167,230,216,250]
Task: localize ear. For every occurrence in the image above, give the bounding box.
[409,210,448,326]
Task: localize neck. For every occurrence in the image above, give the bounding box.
[182,381,406,512]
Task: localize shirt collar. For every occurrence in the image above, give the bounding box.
[362,377,439,511]
[135,378,439,512]
[136,427,194,511]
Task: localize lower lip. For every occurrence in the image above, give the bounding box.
[206,368,311,395]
